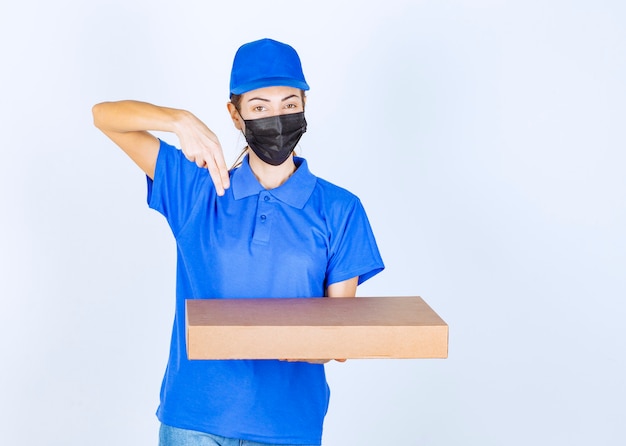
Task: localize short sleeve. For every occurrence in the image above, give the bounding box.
[147,139,213,235]
[326,197,384,286]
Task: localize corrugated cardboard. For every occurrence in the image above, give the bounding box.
[186,296,448,360]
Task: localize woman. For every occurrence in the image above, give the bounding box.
[93,38,384,446]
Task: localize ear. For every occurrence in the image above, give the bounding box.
[226,102,244,131]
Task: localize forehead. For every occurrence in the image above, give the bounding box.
[241,86,302,102]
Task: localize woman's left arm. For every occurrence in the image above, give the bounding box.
[326,277,358,298]
[282,277,359,364]
[325,277,359,362]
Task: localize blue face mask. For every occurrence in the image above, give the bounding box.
[243,112,307,166]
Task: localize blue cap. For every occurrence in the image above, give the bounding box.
[229,38,310,95]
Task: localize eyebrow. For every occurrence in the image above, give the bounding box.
[246,94,301,103]
[281,94,300,102]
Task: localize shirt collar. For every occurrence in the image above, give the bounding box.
[231,155,317,209]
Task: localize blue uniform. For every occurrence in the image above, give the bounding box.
[148,139,384,444]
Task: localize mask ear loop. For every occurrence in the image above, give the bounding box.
[230,134,249,170]
[230,111,249,170]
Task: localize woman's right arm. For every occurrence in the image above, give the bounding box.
[92,100,230,195]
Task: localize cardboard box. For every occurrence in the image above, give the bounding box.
[186,296,448,360]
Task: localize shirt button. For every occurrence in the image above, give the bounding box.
[264,195,270,202]
[260,215,267,221]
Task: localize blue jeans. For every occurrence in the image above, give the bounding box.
[159,423,319,446]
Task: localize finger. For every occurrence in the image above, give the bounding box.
[204,147,230,196]
[205,159,227,196]
[211,149,230,191]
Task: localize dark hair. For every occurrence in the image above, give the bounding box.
[230,93,244,113]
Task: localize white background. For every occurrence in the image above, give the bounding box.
[1,0,624,444]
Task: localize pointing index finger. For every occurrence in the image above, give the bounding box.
[205,152,229,197]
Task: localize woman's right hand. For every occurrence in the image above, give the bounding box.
[174,111,230,196]
[93,100,230,196]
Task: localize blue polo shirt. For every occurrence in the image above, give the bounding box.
[147,139,384,445]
